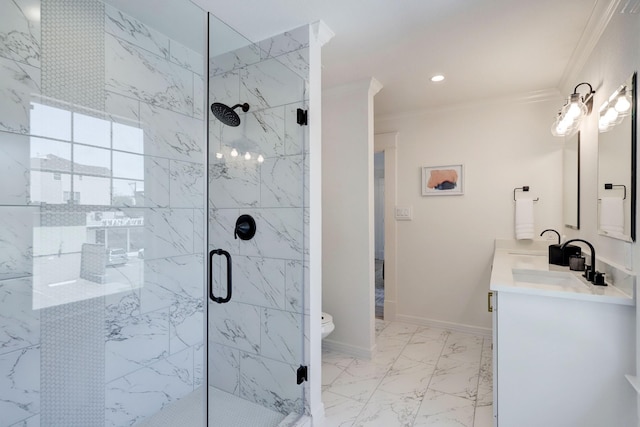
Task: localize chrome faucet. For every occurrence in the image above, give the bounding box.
[561,239,606,285]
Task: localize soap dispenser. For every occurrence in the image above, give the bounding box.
[541,229,564,266]
[540,229,582,266]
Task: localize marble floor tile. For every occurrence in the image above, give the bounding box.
[476,350,493,407]
[429,357,480,401]
[375,319,390,335]
[352,389,422,427]
[320,320,491,427]
[371,337,408,367]
[400,339,445,366]
[412,326,451,343]
[377,356,434,399]
[440,332,484,363]
[472,404,494,427]
[377,321,418,339]
[327,359,388,403]
[322,349,356,369]
[322,362,345,389]
[322,390,365,427]
[412,389,475,427]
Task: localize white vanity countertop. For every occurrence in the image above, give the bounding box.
[490,240,635,306]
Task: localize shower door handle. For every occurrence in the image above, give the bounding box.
[209,249,232,304]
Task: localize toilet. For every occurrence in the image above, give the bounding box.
[321,312,335,339]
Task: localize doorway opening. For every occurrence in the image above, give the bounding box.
[374,151,385,318]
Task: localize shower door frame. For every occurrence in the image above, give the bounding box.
[204,12,310,426]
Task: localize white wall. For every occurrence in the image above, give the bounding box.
[320,2,640,338]
[375,96,564,330]
[322,78,382,356]
[561,9,640,269]
[559,8,640,419]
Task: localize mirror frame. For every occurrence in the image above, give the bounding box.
[563,132,580,229]
[632,71,637,241]
[597,72,637,241]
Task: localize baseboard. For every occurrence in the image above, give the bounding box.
[322,339,375,359]
[395,314,492,337]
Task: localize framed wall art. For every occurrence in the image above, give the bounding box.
[422,164,464,196]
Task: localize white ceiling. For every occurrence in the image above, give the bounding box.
[108,0,618,117]
[194,0,616,117]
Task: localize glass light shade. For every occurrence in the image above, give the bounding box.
[599,115,611,132]
[562,93,587,120]
[551,114,579,137]
[257,155,264,163]
[215,152,223,159]
[604,106,619,123]
[230,148,238,157]
[614,89,631,113]
[244,152,251,160]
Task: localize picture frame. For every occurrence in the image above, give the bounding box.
[422,164,464,196]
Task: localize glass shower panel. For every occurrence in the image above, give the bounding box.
[207,13,310,426]
[0,0,206,425]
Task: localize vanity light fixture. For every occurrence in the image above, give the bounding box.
[599,85,632,132]
[615,87,632,113]
[551,82,595,137]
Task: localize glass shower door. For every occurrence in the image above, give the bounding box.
[206,13,309,426]
[1,1,207,426]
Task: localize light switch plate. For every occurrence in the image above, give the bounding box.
[395,206,412,220]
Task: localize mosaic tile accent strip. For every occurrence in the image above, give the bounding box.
[40,298,105,426]
[39,1,106,425]
[41,0,105,111]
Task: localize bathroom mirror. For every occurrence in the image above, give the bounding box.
[597,72,637,242]
[563,132,580,229]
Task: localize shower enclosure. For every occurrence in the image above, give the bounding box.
[0,0,312,425]
[206,11,310,427]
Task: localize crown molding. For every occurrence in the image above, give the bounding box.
[375,88,562,122]
[558,0,621,91]
[311,20,335,47]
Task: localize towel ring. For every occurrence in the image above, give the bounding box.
[603,183,627,200]
[514,186,540,202]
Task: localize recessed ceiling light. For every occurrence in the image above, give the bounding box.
[431,74,445,82]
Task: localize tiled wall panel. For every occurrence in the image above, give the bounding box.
[207,25,311,417]
[0,2,205,426]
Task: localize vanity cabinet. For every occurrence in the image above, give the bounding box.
[491,290,635,427]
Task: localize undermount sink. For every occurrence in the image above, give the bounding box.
[511,268,589,290]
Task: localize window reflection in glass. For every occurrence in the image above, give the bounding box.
[113,122,144,153]
[112,179,144,206]
[30,137,72,163]
[73,144,111,174]
[73,112,111,148]
[73,175,110,205]
[30,103,71,141]
[29,102,146,309]
[113,151,143,180]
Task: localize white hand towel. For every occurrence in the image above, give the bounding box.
[515,198,534,240]
[599,196,624,235]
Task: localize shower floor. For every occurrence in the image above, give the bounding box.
[136,386,287,427]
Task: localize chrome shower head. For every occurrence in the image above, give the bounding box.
[210,102,250,127]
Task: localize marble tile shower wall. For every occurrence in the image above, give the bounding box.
[0,2,205,426]
[207,25,311,416]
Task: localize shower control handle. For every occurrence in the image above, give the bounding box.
[209,249,232,304]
